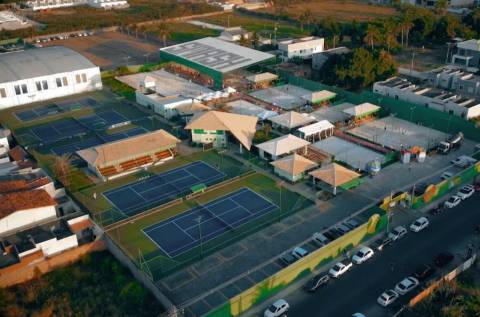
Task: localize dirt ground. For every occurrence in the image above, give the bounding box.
[394,45,448,71]
[42,31,160,70]
[259,0,398,21]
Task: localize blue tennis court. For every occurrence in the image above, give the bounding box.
[99,127,148,143]
[103,161,225,216]
[31,119,88,143]
[15,103,62,122]
[51,137,104,156]
[78,110,128,130]
[143,188,278,258]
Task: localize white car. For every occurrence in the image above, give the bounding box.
[444,195,462,208]
[410,217,429,232]
[352,314,366,317]
[377,289,399,307]
[291,246,309,260]
[441,171,453,180]
[264,299,289,317]
[352,246,374,264]
[394,277,419,295]
[329,261,353,278]
[388,226,407,241]
[457,185,475,200]
[452,156,477,168]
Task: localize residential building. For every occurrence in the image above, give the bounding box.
[278,37,324,61]
[77,130,180,180]
[312,47,350,70]
[427,67,480,99]
[0,189,57,235]
[26,0,128,10]
[373,76,480,120]
[185,111,258,152]
[400,0,475,8]
[452,39,480,71]
[220,27,252,42]
[0,46,102,110]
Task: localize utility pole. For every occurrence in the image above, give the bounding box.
[195,216,203,258]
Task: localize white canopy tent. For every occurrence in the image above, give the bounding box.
[297,120,335,142]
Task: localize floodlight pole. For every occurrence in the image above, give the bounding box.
[195,216,203,258]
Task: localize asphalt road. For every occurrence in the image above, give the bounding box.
[285,194,480,317]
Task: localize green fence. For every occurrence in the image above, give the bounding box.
[206,212,387,317]
[274,71,480,142]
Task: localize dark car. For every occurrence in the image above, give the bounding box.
[372,237,393,251]
[413,183,429,196]
[429,205,444,216]
[326,228,343,240]
[280,253,297,266]
[304,274,330,292]
[414,264,436,281]
[434,252,454,267]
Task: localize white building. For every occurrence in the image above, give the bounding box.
[0,46,102,110]
[220,27,252,42]
[373,76,480,120]
[256,134,310,161]
[278,37,324,61]
[452,39,480,71]
[26,0,128,10]
[0,189,57,236]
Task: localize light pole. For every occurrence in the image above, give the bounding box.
[195,216,203,258]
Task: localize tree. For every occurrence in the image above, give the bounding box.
[435,0,448,17]
[156,23,170,47]
[298,10,314,31]
[364,24,382,50]
[384,20,399,52]
[53,154,73,189]
[263,123,272,138]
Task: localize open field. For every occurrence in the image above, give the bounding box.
[258,0,398,22]
[106,172,313,279]
[199,12,310,38]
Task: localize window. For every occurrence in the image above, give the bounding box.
[14,85,21,95]
[76,74,81,84]
[21,84,28,94]
[56,78,62,87]
[81,73,87,82]
[42,80,48,90]
[62,77,68,86]
[36,81,42,91]
[0,88,6,98]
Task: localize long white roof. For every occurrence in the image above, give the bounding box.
[298,120,334,136]
[256,134,310,156]
[160,37,275,73]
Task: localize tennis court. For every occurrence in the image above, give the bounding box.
[100,126,148,142]
[143,187,278,258]
[77,110,129,130]
[51,136,104,156]
[31,118,88,143]
[103,161,225,216]
[14,97,100,122]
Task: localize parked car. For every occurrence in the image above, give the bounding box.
[280,252,297,266]
[352,314,366,317]
[344,219,360,229]
[312,232,330,247]
[335,224,352,234]
[377,289,399,307]
[410,217,429,232]
[413,183,429,196]
[327,228,344,239]
[264,299,289,317]
[372,236,392,251]
[388,226,407,241]
[444,195,462,208]
[434,252,455,268]
[413,264,435,281]
[303,274,330,292]
[429,205,444,216]
[352,246,374,264]
[329,261,353,278]
[394,277,419,295]
[457,185,475,200]
[441,171,454,180]
[452,155,477,168]
[291,247,309,260]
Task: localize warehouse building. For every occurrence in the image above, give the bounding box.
[77,130,180,180]
[0,46,102,110]
[160,37,275,89]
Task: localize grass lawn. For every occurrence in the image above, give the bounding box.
[199,12,310,38]
[146,22,221,43]
[259,0,398,22]
[107,172,313,279]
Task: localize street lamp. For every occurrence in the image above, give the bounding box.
[195,216,203,258]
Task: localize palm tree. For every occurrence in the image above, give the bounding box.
[156,23,170,48]
[384,21,398,52]
[54,154,73,189]
[364,24,382,50]
[298,10,314,31]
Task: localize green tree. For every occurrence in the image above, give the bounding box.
[364,23,382,50]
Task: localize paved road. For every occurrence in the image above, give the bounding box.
[286,194,480,317]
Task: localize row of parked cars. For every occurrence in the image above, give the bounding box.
[33,32,94,44]
[444,184,477,208]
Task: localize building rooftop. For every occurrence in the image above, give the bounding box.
[269,111,316,129]
[77,129,180,167]
[185,111,258,150]
[270,153,318,176]
[309,163,360,187]
[0,189,56,218]
[225,99,278,120]
[456,39,480,52]
[256,134,310,157]
[0,46,97,84]
[160,37,275,73]
[342,102,380,117]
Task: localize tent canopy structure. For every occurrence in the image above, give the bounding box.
[269,111,316,130]
[342,102,380,118]
[225,99,278,120]
[246,72,278,84]
[309,163,361,194]
[298,120,335,141]
[302,90,337,104]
